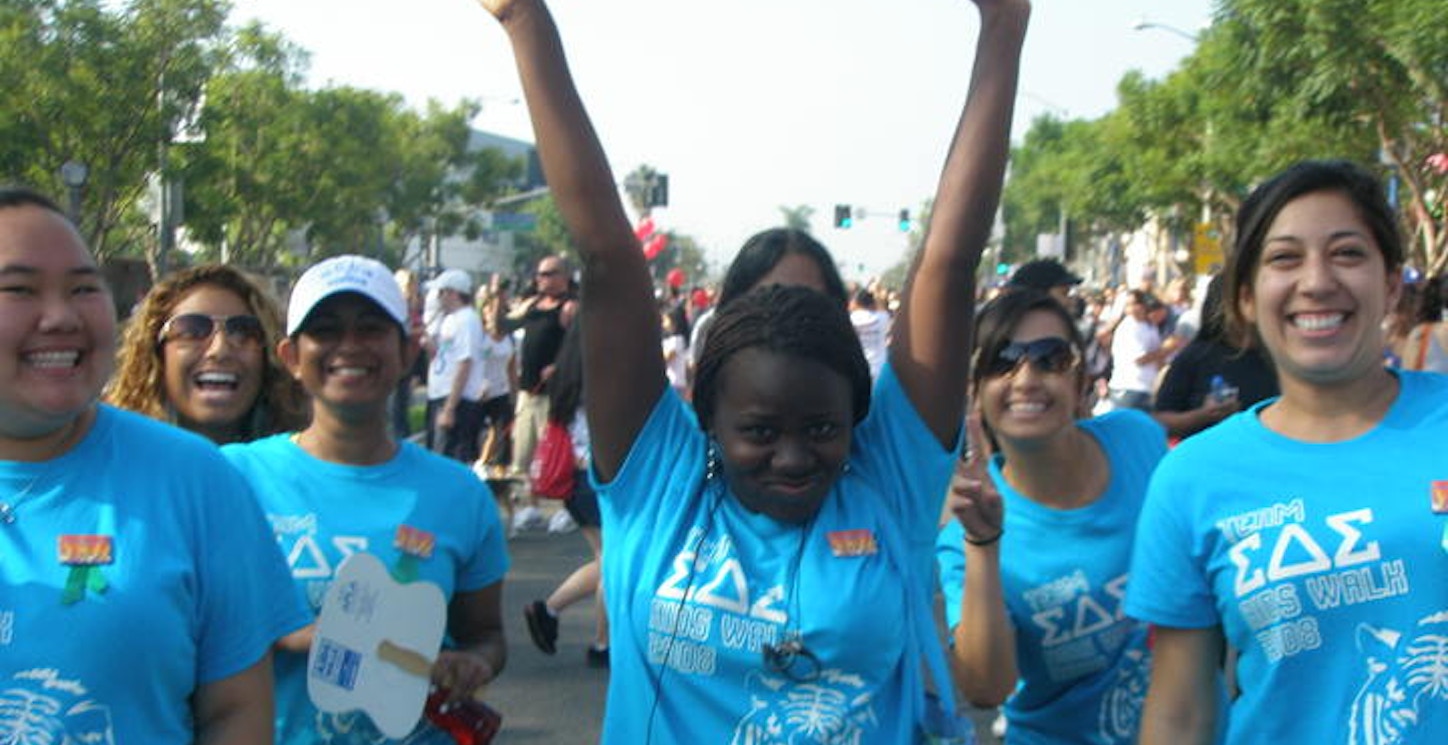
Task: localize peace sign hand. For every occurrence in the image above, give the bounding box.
[946,413,1004,547]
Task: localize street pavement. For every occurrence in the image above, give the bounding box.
[482,515,608,743]
[476,509,1002,744]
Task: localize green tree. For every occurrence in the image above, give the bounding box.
[778,204,814,232]
[1213,0,1446,270]
[0,0,229,271]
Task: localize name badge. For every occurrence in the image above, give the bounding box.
[58,535,113,566]
[394,525,436,560]
[827,529,878,558]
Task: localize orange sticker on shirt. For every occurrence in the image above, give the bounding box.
[827,529,878,558]
[394,525,436,560]
[1432,481,1448,514]
[58,535,114,566]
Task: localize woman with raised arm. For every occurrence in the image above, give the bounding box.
[477,0,1028,740]
[1127,160,1448,744]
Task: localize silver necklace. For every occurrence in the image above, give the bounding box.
[1,418,80,525]
[0,469,49,525]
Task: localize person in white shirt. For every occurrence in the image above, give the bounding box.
[849,287,892,381]
[1106,290,1170,411]
[425,269,488,462]
[661,310,689,398]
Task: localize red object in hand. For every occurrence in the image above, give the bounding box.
[425,688,502,745]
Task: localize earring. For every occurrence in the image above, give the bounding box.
[706,441,720,481]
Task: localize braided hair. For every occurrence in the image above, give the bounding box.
[691,284,870,432]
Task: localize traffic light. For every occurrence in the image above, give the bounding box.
[898,209,910,232]
[648,174,669,207]
[833,204,853,229]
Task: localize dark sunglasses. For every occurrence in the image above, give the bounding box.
[983,337,1079,378]
[157,313,266,347]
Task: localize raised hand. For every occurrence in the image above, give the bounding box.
[946,413,1004,545]
[475,0,525,22]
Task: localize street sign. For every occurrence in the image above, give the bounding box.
[1193,222,1224,275]
[491,212,538,233]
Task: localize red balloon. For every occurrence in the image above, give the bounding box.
[666,268,686,289]
[634,217,656,241]
[643,232,668,260]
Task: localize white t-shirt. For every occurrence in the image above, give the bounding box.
[427,306,487,401]
[478,333,515,401]
[662,334,689,393]
[851,308,891,380]
[1108,315,1162,393]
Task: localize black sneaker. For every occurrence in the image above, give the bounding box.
[585,645,610,669]
[524,600,558,655]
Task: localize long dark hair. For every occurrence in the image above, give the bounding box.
[1225,160,1403,343]
[970,289,1087,391]
[717,228,848,308]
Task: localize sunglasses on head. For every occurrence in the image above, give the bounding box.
[157,313,265,347]
[983,337,1079,377]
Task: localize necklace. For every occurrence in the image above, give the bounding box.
[0,467,51,525]
[1,416,83,525]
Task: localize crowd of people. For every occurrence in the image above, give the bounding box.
[3,0,1446,743]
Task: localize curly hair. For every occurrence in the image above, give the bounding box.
[691,284,870,432]
[106,264,307,441]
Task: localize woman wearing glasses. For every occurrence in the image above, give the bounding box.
[936,288,1172,744]
[109,264,306,444]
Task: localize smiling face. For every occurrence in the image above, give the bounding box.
[1239,190,1399,388]
[280,292,415,419]
[159,284,265,442]
[710,347,853,524]
[976,309,1083,447]
[0,204,116,441]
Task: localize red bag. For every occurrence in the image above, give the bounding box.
[528,421,576,499]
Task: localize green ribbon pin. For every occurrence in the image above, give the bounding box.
[61,566,109,605]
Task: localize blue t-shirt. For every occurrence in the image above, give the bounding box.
[1126,370,1448,744]
[937,409,1166,744]
[597,363,958,743]
[224,435,509,745]
[0,406,307,743]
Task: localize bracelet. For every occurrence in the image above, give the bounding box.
[964,529,1003,547]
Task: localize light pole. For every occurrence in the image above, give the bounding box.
[1131,17,1200,43]
[373,207,389,260]
[59,161,89,223]
[1133,17,1206,276]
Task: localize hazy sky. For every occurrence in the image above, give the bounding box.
[227,0,1213,279]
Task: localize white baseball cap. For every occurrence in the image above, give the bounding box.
[287,255,409,335]
[427,268,472,296]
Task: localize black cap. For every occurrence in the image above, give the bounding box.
[1009,259,1082,290]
